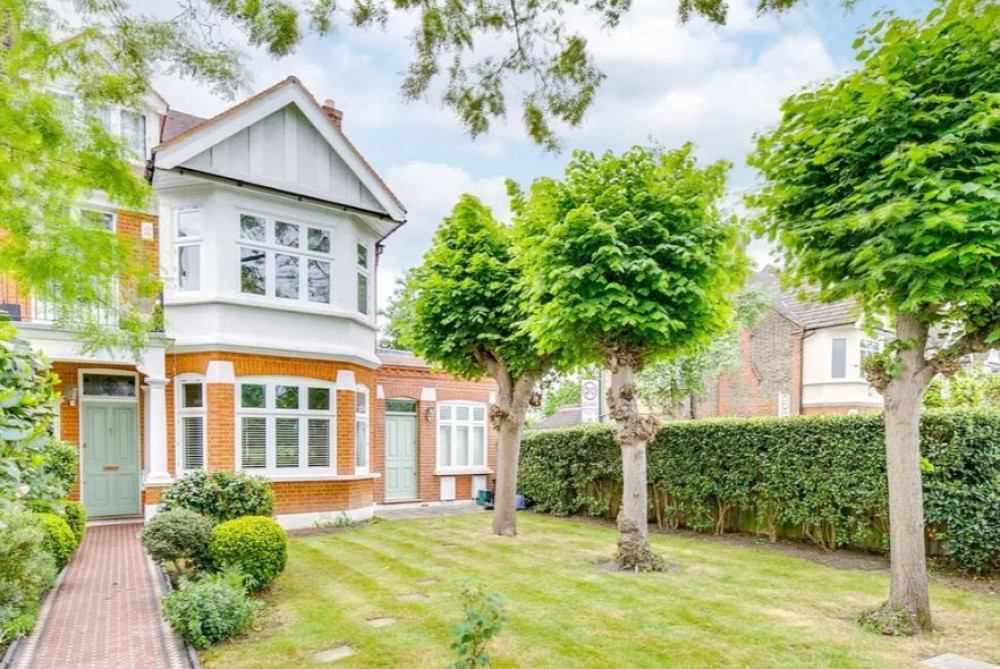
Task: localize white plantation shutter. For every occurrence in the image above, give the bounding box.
[241,418,267,468]
[276,418,299,468]
[308,419,331,467]
[181,416,205,469]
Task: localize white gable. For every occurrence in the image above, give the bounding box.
[154,80,405,224]
[180,105,386,214]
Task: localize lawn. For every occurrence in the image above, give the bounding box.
[203,513,1000,669]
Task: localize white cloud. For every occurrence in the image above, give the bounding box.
[377,161,512,304]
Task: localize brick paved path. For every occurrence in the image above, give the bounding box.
[15,523,186,669]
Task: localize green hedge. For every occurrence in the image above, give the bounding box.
[208,516,288,591]
[519,410,1000,574]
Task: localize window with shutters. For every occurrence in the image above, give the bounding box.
[235,377,336,476]
[355,385,369,473]
[176,376,206,471]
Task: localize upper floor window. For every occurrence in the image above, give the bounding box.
[355,386,369,473]
[177,209,202,291]
[81,208,115,232]
[177,377,206,471]
[236,378,335,475]
[239,213,332,305]
[860,338,882,372]
[437,402,487,470]
[831,338,847,379]
[356,242,370,315]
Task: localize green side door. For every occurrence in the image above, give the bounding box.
[385,413,418,501]
[82,403,141,518]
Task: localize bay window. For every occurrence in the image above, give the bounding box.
[437,402,487,470]
[831,338,847,379]
[860,337,882,372]
[236,378,335,475]
[355,386,369,473]
[176,209,202,291]
[176,376,206,471]
[239,213,333,305]
[356,242,370,315]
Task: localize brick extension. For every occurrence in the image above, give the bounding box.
[15,524,185,669]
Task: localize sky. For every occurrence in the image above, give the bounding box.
[145,0,936,308]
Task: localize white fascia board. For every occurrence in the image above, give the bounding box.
[154,84,405,223]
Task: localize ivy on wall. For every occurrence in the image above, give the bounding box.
[519,410,1000,574]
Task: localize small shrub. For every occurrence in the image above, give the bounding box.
[61,501,87,545]
[208,516,287,591]
[0,509,57,643]
[36,512,76,569]
[161,470,275,523]
[448,584,506,669]
[161,570,262,649]
[141,509,213,579]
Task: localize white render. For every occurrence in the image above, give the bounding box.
[802,324,884,411]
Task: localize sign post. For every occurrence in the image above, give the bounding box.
[581,378,600,424]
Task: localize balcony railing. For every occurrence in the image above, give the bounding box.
[0,276,162,331]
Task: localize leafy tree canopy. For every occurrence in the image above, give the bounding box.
[405,194,545,380]
[195,0,849,150]
[541,377,582,417]
[515,144,749,369]
[2,0,242,354]
[377,268,416,350]
[749,0,1000,362]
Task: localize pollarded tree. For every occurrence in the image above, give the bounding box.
[748,0,1000,633]
[404,195,551,536]
[515,145,747,569]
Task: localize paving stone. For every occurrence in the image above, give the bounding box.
[398,592,428,602]
[921,654,1000,669]
[416,578,441,586]
[313,645,356,663]
[365,617,397,628]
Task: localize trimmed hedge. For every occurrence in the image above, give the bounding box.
[208,516,287,591]
[36,512,77,569]
[519,410,1000,574]
[61,501,87,546]
[141,508,213,577]
[161,470,275,523]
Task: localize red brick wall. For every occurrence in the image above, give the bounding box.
[164,351,377,515]
[374,364,498,504]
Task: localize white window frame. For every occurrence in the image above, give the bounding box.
[79,206,117,233]
[859,337,882,377]
[355,385,370,474]
[237,212,335,306]
[234,376,337,478]
[175,374,207,472]
[356,241,371,316]
[436,401,488,471]
[831,337,848,379]
[50,91,148,162]
[176,208,202,292]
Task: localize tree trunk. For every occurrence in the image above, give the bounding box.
[607,356,661,571]
[488,369,535,537]
[873,312,934,633]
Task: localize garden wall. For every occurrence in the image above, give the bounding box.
[519,410,1000,573]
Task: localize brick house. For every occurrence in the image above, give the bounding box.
[695,268,885,418]
[3,77,496,527]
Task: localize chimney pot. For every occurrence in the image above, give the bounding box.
[322,99,344,130]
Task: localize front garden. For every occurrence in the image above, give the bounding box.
[199,513,1000,668]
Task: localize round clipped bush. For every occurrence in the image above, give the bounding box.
[141,509,213,575]
[61,501,87,545]
[161,470,275,523]
[208,516,287,591]
[36,512,77,569]
[161,570,262,649]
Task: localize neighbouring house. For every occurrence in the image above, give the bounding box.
[1,77,497,528]
[694,268,885,418]
[533,405,584,431]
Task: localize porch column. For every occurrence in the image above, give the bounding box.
[143,377,172,485]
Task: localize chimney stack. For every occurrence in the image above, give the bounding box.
[322,99,344,130]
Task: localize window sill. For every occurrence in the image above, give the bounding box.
[240,472,381,482]
[433,468,492,477]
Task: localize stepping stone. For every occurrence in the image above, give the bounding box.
[398,592,427,602]
[314,645,356,663]
[365,617,397,628]
[921,654,1000,669]
[416,578,440,586]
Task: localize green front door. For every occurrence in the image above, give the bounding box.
[82,403,140,517]
[385,413,418,500]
